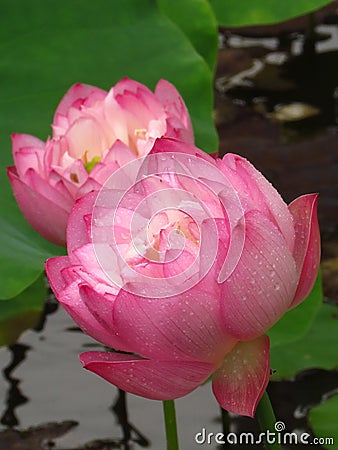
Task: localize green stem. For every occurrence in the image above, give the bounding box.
[162,400,179,450]
[256,391,283,450]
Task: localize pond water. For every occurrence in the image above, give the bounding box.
[1,10,338,450]
[1,299,337,450]
[0,300,225,449]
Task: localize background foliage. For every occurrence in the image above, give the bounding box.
[0,0,218,299]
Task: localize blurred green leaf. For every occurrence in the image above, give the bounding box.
[0,0,218,298]
[270,303,338,379]
[309,395,338,449]
[157,0,218,71]
[0,275,45,346]
[0,192,65,299]
[268,272,323,347]
[209,0,334,27]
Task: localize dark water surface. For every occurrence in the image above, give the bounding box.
[0,305,223,449]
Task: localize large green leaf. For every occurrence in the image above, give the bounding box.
[0,0,218,299]
[0,185,65,299]
[0,275,46,346]
[270,303,338,379]
[209,0,334,27]
[157,0,218,72]
[268,273,323,348]
[309,395,338,449]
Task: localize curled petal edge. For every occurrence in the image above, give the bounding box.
[288,194,321,308]
[212,335,270,417]
[80,351,215,400]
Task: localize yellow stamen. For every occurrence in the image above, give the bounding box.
[134,128,148,140]
[83,150,89,165]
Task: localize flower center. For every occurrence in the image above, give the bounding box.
[83,150,101,173]
[147,210,200,256]
[122,209,200,269]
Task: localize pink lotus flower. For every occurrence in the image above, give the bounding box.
[7,79,193,246]
[45,138,320,417]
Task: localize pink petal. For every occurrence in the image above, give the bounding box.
[13,147,43,179]
[53,83,106,119]
[149,137,216,164]
[155,79,194,144]
[25,168,74,210]
[102,140,137,166]
[80,351,215,400]
[67,191,98,258]
[212,335,270,417]
[113,78,144,96]
[11,133,45,152]
[65,116,108,160]
[79,284,115,328]
[72,243,116,290]
[78,285,133,352]
[48,172,76,204]
[102,95,129,146]
[12,134,46,178]
[44,135,68,168]
[7,167,68,246]
[220,210,298,340]
[114,84,162,127]
[46,258,124,349]
[54,159,89,191]
[58,282,122,349]
[219,154,295,252]
[288,194,321,308]
[77,176,102,196]
[86,162,119,187]
[45,256,72,295]
[114,78,162,115]
[113,281,236,363]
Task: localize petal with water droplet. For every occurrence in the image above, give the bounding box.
[212,335,270,417]
[113,281,236,363]
[288,194,320,308]
[220,210,297,340]
[80,351,214,400]
[219,154,295,252]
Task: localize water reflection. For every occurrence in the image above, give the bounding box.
[112,389,150,448]
[1,343,30,428]
[0,291,58,429]
[0,296,151,448]
[34,289,59,332]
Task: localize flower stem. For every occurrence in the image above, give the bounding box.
[163,400,179,450]
[256,391,283,450]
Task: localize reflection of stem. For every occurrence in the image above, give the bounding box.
[1,343,30,427]
[112,389,131,442]
[220,407,231,449]
[111,388,150,448]
[34,288,59,332]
